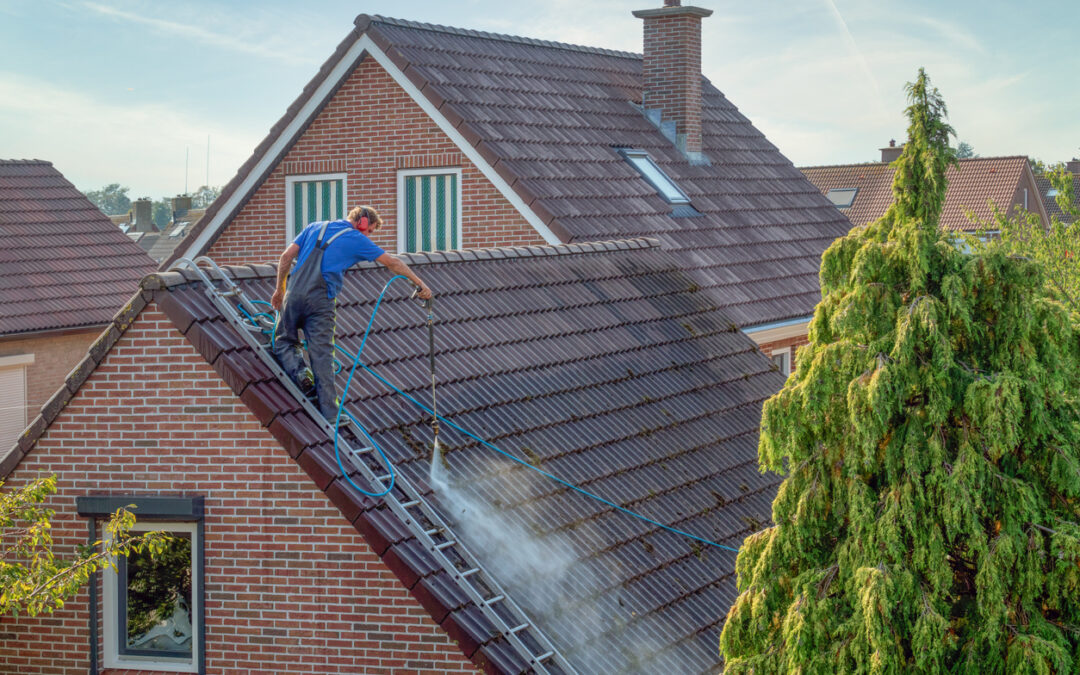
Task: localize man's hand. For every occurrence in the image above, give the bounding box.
[416,284,433,300]
[271,288,285,311]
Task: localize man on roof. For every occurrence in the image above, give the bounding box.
[271,206,433,420]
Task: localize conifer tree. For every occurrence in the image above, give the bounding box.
[719,69,1080,673]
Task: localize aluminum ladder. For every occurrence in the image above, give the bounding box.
[169,257,577,675]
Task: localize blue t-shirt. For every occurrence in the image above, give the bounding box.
[292,220,386,299]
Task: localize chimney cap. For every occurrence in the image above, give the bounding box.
[633,3,713,19]
[889,139,896,147]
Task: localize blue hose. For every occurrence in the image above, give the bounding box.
[252,276,740,552]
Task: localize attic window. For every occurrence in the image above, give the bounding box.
[827,188,858,208]
[617,149,691,205]
[1047,188,1060,198]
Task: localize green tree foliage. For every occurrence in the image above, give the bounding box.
[954,141,977,159]
[975,168,1080,320]
[84,183,132,216]
[152,199,172,229]
[719,68,1080,673]
[1,475,169,617]
[190,185,221,209]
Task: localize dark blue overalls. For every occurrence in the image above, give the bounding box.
[273,222,349,420]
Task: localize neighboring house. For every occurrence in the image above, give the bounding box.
[1035,158,1080,224]
[166,5,852,374]
[0,239,784,673]
[802,143,1050,234]
[111,196,207,264]
[0,159,155,450]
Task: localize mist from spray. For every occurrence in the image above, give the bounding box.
[428,444,705,674]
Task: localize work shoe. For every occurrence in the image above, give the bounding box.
[296,367,316,397]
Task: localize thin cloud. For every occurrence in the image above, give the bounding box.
[0,71,258,196]
[821,0,889,118]
[82,2,319,66]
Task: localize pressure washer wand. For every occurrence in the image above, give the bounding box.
[423,297,440,447]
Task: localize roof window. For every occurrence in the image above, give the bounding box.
[169,222,190,238]
[617,149,691,205]
[827,188,858,208]
[1047,188,1060,198]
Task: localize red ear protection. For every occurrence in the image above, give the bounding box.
[358,209,370,233]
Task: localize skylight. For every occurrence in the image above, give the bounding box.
[827,188,858,208]
[1047,188,1060,198]
[169,222,190,238]
[617,149,691,205]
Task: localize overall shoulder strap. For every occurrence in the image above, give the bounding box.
[323,226,350,248]
[314,220,331,247]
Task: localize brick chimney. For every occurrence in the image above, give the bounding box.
[880,139,903,164]
[633,0,713,159]
[132,198,155,233]
[171,194,192,215]
[1067,158,1080,174]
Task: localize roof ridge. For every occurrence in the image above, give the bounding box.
[362,14,641,60]
[148,238,661,289]
[0,159,53,165]
[800,155,1031,171]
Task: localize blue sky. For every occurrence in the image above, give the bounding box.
[1,0,1078,198]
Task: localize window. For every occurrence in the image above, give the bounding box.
[169,222,190,238]
[397,168,462,253]
[771,348,791,376]
[0,354,32,450]
[285,173,346,239]
[1047,188,1060,198]
[827,188,858,208]
[79,496,205,674]
[617,149,691,204]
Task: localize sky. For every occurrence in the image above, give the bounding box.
[1,0,1078,198]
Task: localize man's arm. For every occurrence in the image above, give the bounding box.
[376,253,433,300]
[271,243,300,310]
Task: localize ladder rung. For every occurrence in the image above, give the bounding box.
[434,540,457,551]
[461,567,480,578]
[532,651,554,663]
[221,287,242,297]
[508,622,528,633]
[485,595,505,606]
[401,500,421,508]
[375,474,392,483]
[424,527,442,536]
[351,446,375,455]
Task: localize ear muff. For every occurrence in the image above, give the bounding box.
[359,208,370,233]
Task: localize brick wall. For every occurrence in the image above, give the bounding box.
[0,307,475,674]
[207,56,544,266]
[758,334,810,372]
[638,12,705,153]
[0,327,100,425]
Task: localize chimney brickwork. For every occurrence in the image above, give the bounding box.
[633,2,713,158]
[132,198,154,233]
[1067,158,1080,174]
[880,140,903,164]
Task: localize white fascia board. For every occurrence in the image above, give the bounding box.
[0,353,34,368]
[180,32,559,262]
[360,35,560,245]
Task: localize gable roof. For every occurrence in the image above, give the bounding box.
[169,14,852,329]
[1035,172,1079,224]
[801,156,1041,232]
[0,160,156,336]
[7,238,783,673]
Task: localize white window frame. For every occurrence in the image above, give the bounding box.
[771,347,792,376]
[396,167,464,253]
[103,520,200,673]
[0,354,33,449]
[827,188,859,208]
[616,148,691,205]
[284,172,348,243]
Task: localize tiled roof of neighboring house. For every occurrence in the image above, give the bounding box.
[169,14,853,329]
[1035,172,1079,224]
[0,160,156,336]
[801,156,1035,231]
[114,208,207,264]
[6,239,784,673]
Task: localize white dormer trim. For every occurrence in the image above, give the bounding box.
[178,33,559,261]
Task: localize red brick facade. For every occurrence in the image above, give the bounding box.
[0,308,475,674]
[206,56,544,266]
